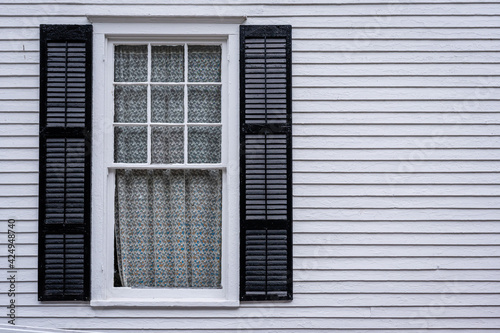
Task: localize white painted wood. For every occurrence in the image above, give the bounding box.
[3,3,500,16]
[1,0,500,332]
[0,324,99,333]
[0,0,499,4]
[4,26,500,42]
[16,330,500,333]
[295,207,500,219]
[293,100,500,112]
[12,244,500,257]
[247,15,500,28]
[7,304,500,319]
[292,87,500,100]
[7,317,500,330]
[292,39,500,52]
[293,221,500,233]
[9,243,498,257]
[0,161,38,172]
[0,137,38,147]
[91,22,240,307]
[294,63,500,76]
[294,148,500,160]
[9,267,500,284]
[292,27,500,39]
[0,112,38,124]
[6,292,500,308]
[293,112,500,125]
[294,136,500,148]
[294,125,500,136]
[295,195,500,208]
[0,124,38,135]
[293,160,500,173]
[294,51,500,65]
[0,101,38,112]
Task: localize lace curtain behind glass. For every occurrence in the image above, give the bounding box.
[113,44,223,289]
[115,170,222,288]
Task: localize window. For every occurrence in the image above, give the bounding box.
[38,22,293,305]
[112,43,224,289]
[91,23,241,307]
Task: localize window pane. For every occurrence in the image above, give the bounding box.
[114,126,147,163]
[114,85,147,123]
[151,45,184,82]
[188,126,221,163]
[151,126,184,164]
[151,85,184,123]
[188,85,221,123]
[188,45,221,82]
[114,45,148,82]
[115,169,222,288]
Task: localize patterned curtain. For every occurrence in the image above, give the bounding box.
[115,169,222,288]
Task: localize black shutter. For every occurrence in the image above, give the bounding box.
[240,25,292,301]
[38,25,92,301]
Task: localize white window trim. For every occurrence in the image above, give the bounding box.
[91,22,240,307]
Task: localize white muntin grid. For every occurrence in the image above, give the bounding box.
[111,41,225,169]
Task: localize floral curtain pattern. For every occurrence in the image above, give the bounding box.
[113,43,223,289]
[114,45,148,82]
[188,45,221,82]
[115,169,222,288]
[114,126,147,163]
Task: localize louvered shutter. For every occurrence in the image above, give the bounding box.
[38,25,92,301]
[240,25,292,301]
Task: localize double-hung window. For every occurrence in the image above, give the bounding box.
[91,23,240,306]
[112,43,225,289]
[38,22,292,305]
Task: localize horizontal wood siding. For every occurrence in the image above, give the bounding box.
[0,0,499,332]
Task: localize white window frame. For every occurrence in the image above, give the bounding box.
[90,20,241,307]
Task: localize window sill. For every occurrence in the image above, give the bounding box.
[90,298,239,308]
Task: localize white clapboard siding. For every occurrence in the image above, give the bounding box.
[294,113,500,124]
[4,291,500,308]
[4,3,500,16]
[0,324,93,333]
[293,100,500,112]
[8,317,500,330]
[0,1,499,332]
[0,101,39,112]
[294,136,500,148]
[4,232,500,246]
[294,196,500,208]
[295,220,500,233]
[294,172,500,184]
[294,161,500,173]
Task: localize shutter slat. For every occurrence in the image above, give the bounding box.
[240,25,293,301]
[39,24,92,302]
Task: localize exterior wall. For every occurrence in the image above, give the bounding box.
[1,0,500,331]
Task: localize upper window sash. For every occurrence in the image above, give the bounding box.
[107,40,228,170]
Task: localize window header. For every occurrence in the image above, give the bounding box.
[87,15,247,24]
